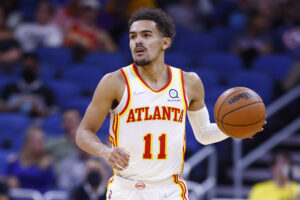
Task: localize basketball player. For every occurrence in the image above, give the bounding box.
[76,7,262,200]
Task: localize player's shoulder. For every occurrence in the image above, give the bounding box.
[101,69,126,85]
[181,70,203,88]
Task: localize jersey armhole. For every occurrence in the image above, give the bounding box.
[179,69,189,109]
[111,68,131,115]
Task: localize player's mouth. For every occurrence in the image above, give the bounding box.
[135,46,146,56]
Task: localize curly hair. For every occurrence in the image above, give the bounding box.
[128,7,175,42]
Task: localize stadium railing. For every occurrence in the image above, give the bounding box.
[233,84,300,198]
[182,145,217,200]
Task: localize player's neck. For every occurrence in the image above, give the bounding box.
[135,60,169,88]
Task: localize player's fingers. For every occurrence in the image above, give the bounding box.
[115,148,130,159]
[108,156,124,170]
[110,153,128,169]
[115,149,130,163]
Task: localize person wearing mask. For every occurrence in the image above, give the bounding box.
[68,158,111,200]
[0,53,56,117]
[248,152,299,200]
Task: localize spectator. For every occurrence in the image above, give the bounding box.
[14,1,63,52]
[166,0,204,32]
[4,127,55,193]
[0,53,57,118]
[232,12,273,68]
[52,0,81,32]
[0,6,21,69]
[0,181,11,200]
[46,108,82,170]
[64,0,117,62]
[68,158,111,200]
[248,152,299,200]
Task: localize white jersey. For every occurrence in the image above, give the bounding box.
[109,64,189,181]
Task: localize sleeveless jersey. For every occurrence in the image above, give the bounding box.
[109,64,189,181]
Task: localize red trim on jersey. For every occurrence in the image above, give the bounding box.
[173,175,188,200]
[180,69,188,109]
[132,63,173,93]
[120,68,131,116]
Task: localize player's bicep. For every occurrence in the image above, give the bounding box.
[79,74,119,133]
[184,72,205,111]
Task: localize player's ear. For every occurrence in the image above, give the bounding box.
[162,37,171,50]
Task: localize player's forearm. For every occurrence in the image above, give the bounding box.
[187,106,228,145]
[76,127,110,158]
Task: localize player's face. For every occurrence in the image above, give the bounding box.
[129,20,167,66]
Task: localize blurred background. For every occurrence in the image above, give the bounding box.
[0,0,299,199]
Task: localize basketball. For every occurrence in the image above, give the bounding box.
[214,87,266,139]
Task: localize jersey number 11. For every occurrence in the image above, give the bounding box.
[143,133,167,160]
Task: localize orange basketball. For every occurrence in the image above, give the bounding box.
[214,87,266,139]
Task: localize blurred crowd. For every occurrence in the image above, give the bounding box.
[0,0,300,199]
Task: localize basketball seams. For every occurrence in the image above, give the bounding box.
[220,101,264,125]
[217,115,265,126]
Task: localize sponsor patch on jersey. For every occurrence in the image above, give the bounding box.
[168,89,181,102]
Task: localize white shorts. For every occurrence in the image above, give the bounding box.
[106,174,189,200]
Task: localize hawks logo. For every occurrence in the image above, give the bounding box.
[135,181,146,190]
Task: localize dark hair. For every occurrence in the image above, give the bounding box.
[128,7,175,42]
[270,150,292,167]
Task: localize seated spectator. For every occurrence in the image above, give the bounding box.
[52,0,81,32]
[232,12,273,68]
[4,127,55,193]
[57,149,90,191]
[68,158,111,200]
[46,108,81,170]
[0,6,21,69]
[0,53,57,118]
[248,151,299,200]
[14,1,63,52]
[64,0,117,62]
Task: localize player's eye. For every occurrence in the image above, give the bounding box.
[143,33,151,38]
[130,35,136,39]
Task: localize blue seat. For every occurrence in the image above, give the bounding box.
[227,70,274,104]
[36,47,72,69]
[0,76,17,93]
[205,86,228,104]
[83,52,128,73]
[252,54,293,81]
[210,27,237,51]
[177,33,217,63]
[193,68,221,89]
[42,114,64,138]
[0,113,31,151]
[63,65,104,93]
[200,53,243,79]
[165,53,190,68]
[47,80,81,107]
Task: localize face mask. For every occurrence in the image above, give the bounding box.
[281,165,291,178]
[22,67,37,83]
[87,170,102,189]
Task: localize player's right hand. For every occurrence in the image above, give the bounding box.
[103,147,130,171]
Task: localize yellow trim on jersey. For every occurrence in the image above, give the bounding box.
[180,131,186,174]
[172,175,188,200]
[130,65,174,94]
[178,69,188,110]
[114,114,120,147]
[106,176,115,199]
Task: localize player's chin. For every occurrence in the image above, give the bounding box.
[134,58,151,66]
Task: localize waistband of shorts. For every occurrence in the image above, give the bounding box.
[111,174,176,190]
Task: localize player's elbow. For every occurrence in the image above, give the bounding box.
[75,128,85,149]
[194,135,213,145]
